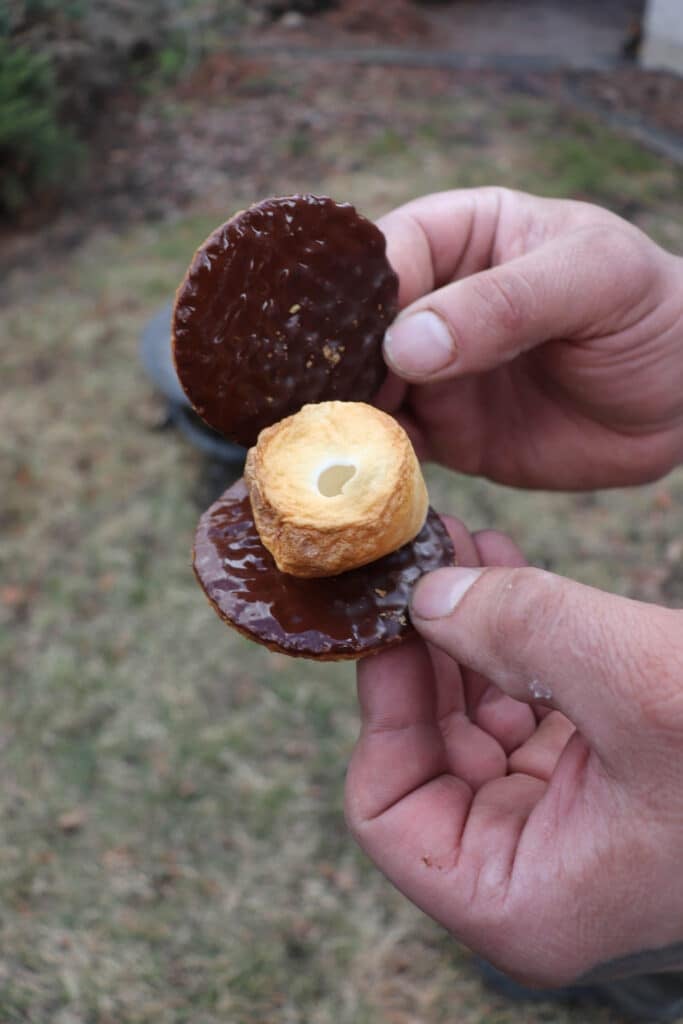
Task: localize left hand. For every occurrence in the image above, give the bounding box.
[345,520,683,987]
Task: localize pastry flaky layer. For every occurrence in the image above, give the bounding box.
[244,401,429,578]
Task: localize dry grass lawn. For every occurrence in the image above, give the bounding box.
[2,62,683,1023]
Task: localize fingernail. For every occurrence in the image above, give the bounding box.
[384,310,456,377]
[411,567,484,620]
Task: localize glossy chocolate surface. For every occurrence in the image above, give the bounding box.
[173,195,399,447]
[194,479,455,660]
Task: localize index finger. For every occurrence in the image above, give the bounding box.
[377,187,592,310]
[377,187,504,308]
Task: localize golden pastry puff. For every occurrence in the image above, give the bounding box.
[244,401,428,578]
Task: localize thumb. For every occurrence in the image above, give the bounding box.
[383,224,648,381]
[410,565,665,763]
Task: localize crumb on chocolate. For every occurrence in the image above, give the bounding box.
[322,343,341,367]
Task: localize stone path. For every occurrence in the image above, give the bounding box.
[253,0,646,70]
[241,0,683,162]
[422,0,644,68]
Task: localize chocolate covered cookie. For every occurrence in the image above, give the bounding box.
[173,195,398,447]
[194,480,455,660]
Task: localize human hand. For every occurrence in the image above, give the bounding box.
[345,550,683,986]
[377,188,683,489]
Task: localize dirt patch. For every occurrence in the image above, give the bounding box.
[4,45,683,288]
[262,0,433,45]
[326,0,431,41]
[579,68,683,139]
[256,0,643,58]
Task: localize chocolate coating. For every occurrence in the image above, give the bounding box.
[173,195,399,447]
[193,479,455,660]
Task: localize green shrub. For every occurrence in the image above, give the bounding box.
[0,1,249,220]
[0,38,81,217]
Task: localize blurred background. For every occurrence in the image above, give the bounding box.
[2,2,683,1022]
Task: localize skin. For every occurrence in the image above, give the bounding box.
[345,188,683,987]
[374,187,683,488]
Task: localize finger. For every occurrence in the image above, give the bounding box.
[472,683,536,755]
[458,773,546,905]
[356,636,436,735]
[377,187,503,308]
[349,638,446,824]
[428,515,509,786]
[372,367,407,415]
[346,768,473,933]
[350,507,512,817]
[440,514,481,569]
[393,411,431,463]
[349,638,476,906]
[428,643,507,790]
[383,223,656,382]
[347,768,545,956]
[378,187,595,311]
[347,737,543,949]
[469,530,535,752]
[372,374,433,461]
[508,711,576,781]
[410,565,661,764]
[438,516,489,711]
[473,529,527,569]
[349,628,553,963]
[440,715,507,792]
[418,513,477,723]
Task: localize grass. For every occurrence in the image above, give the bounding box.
[2,61,683,1023]
[533,114,666,202]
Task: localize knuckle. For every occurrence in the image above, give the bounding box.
[624,611,683,732]
[343,781,368,837]
[489,568,567,668]
[343,799,360,837]
[574,222,658,297]
[575,603,683,735]
[469,266,535,337]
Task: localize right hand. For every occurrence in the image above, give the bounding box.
[377,188,683,489]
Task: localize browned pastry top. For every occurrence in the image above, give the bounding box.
[173,195,399,447]
[193,479,455,660]
[244,401,428,578]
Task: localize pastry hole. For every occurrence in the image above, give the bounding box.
[317,464,356,497]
